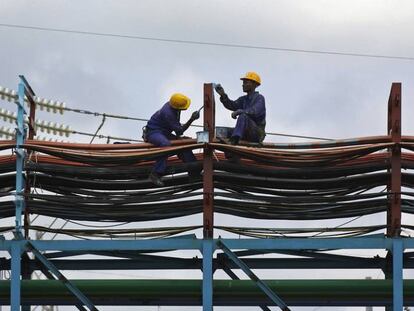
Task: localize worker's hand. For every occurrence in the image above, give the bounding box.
[191,111,200,120]
[214,84,226,96]
[231,109,243,119]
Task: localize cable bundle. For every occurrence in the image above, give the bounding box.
[0,136,413,238]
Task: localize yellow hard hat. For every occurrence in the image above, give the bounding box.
[169,93,191,110]
[240,72,261,85]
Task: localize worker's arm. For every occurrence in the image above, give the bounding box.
[162,110,186,136]
[214,84,241,111]
[179,111,200,135]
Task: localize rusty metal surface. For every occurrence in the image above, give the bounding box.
[203,83,215,238]
[387,83,402,237]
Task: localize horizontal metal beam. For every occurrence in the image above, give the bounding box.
[0,257,396,271]
[0,236,406,252]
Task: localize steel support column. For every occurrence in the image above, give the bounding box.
[387,82,401,237]
[19,75,37,240]
[18,75,36,311]
[203,83,215,310]
[202,239,214,311]
[392,239,403,311]
[10,241,21,311]
[203,83,215,239]
[15,79,26,234]
[11,77,28,311]
[385,83,402,311]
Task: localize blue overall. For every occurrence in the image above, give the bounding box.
[220,91,266,142]
[146,102,196,175]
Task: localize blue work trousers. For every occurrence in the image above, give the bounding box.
[147,131,196,175]
[232,114,263,142]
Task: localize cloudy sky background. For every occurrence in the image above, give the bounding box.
[1,1,414,310]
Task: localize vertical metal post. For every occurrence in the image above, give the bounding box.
[202,239,214,311]
[15,80,26,233]
[392,239,403,311]
[203,83,215,239]
[387,83,401,237]
[24,85,36,239]
[202,83,215,311]
[12,77,29,311]
[10,241,21,311]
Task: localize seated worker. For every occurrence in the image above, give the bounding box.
[214,72,266,145]
[145,93,200,187]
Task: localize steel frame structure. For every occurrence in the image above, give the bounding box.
[0,78,411,310]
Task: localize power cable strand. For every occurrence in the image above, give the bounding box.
[0,23,414,61]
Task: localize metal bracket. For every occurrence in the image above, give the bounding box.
[26,241,99,311]
[217,239,291,311]
[218,255,271,311]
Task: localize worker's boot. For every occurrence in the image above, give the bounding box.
[229,136,240,145]
[149,172,164,187]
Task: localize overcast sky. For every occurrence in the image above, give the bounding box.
[1,1,414,310]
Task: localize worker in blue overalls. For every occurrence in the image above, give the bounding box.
[144,93,200,187]
[214,72,266,145]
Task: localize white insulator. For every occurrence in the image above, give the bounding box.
[46,121,52,134]
[48,100,57,114]
[39,120,46,132]
[5,88,12,101]
[1,88,8,100]
[0,126,14,139]
[11,112,17,122]
[58,124,65,136]
[0,86,4,93]
[40,98,48,111]
[64,125,71,137]
[59,102,66,114]
[10,89,17,98]
[38,99,44,110]
[52,122,58,135]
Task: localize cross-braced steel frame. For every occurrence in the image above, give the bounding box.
[0,77,412,310]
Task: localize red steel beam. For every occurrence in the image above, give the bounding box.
[387,83,401,237]
[203,83,215,238]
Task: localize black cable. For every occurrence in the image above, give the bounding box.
[1,23,414,61]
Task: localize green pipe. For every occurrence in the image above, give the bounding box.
[0,279,414,300]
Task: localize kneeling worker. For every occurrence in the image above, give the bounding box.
[144,93,200,186]
[214,72,266,145]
